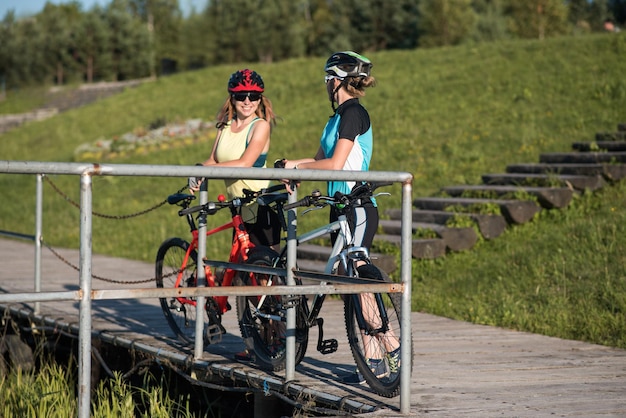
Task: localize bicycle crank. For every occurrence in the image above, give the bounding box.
[315,318,338,354]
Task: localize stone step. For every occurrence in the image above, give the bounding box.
[413,196,541,225]
[572,141,626,152]
[506,163,626,181]
[374,234,447,259]
[481,172,605,192]
[296,243,397,274]
[595,131,626,141]
[441,184,573,209]
[379,219,477,252]
[540,151,626,164]
[385,209,507,240]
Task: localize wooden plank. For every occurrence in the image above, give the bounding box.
[540,151,626,164]
[413,196,541,225]
[384,209,507,240]
[481,172,605,192]
[442,184,573,209]
[572,141,626,152]
[2,238,626,417]
[506,162,626,181]
[379,219,477,252]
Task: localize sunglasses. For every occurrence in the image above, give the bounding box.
[232,92,262,102]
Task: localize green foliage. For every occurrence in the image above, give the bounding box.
[413,180,626,349]
[1,34,626,349]
[4,0,625,89]
[418,0,478,47]
[0,360,77,417]
[0,358,198,417]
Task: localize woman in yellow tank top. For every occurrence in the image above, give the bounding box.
[191,69,281,248]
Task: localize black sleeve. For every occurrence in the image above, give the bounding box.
[337,103,370,142]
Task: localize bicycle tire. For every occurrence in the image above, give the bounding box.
[155,237,207,346]
[235,246,309,371]
[344,264,412,398]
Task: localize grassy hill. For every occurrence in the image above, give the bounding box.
[1,34,625,349]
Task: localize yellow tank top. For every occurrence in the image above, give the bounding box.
[215,119,269,223]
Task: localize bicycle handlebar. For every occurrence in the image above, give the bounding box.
[283,182,392,211]
[176,183,289,217]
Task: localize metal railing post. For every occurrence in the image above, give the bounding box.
[400,181,413,414]
[285,186,298,381]
[195,179,208,359]
[34,174,43,314]
[78,171,93,418]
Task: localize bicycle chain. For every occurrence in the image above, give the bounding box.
[43,241,163,284]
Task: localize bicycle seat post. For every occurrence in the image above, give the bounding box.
[194,179,209,359]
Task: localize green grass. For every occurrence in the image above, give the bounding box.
[1,33,625,348]
[0,357,198,417]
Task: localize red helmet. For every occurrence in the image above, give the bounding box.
[227,69,264,93]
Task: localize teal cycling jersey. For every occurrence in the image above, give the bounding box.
[320,98,375,204]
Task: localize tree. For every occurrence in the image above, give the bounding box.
[106,0,152,80]
[506,0,569,40]
[418,0,477,47]
[469,0,510,42]
[342,0,420,51]
[180,10,213,69]
[38,2,83,84]
[128,0,182,76]
[608,0,626,24]
[74,7,112,83]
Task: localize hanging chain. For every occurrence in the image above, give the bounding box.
[44,175,187,219]
[42,240,194,285]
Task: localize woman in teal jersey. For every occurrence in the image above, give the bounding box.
[282,51,377,251]
[281,51,400,384]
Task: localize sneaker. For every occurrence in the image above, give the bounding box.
[387,347,401,378]
[341,358,386,385]
[341,369,365,385]
[369,358,388,378]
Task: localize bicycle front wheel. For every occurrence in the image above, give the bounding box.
[155,237,207,346]
[235,246,309,372]
[344,264,412,398]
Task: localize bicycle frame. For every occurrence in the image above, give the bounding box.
[286,210,373,328]
[174,205,254,315]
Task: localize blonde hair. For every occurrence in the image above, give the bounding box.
[344,75,377,98]
[215,95,277,129]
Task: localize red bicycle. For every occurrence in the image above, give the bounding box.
[155,183,307,370]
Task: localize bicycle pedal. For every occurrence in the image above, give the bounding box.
[205,323,224,345]
[317,338,338,355]
[282,295,301,308]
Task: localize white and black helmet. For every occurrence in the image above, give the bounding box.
[324,51,372,79]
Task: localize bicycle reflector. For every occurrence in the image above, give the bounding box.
[218,194,226,202]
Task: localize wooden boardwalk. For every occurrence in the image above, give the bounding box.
[1,238,625,417]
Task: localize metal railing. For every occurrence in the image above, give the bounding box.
[0,160,414,416]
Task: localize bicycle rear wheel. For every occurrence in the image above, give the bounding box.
[155,237,207,345]
[344,264,412,398]
[235,246,309,371]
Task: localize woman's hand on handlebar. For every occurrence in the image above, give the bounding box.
[274,158,299,194]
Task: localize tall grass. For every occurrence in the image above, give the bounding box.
[1,33,625,348]
[0,358,197,417]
